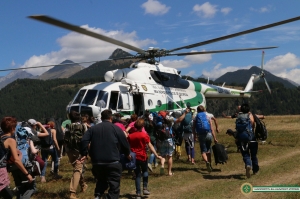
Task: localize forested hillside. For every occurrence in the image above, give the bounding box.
[0,77,102,122]
[0,76,299,122]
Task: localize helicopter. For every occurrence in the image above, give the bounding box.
[7,15,300,118]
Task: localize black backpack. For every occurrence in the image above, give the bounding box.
[45,118,64,143]
[253,114,268,141]
[212,143,228,165]
[40,128,53,148]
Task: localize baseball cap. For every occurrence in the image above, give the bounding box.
[28,119,37,125]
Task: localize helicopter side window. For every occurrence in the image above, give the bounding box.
[96,91,108,108]
[109,91,119,110]
[157,100,162,107]
[73,89,86,104]
[81,90,98,105]
[168,101,173,109]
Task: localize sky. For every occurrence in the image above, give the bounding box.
[1,1,300,84]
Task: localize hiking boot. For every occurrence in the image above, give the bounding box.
[148,163,153,172]
[160,167,165,175]
[81,183,88,193]
[70,193,79,199]
[143,188,150,195]
[246,165,251,178]
[53,174,63,180]
[135,194,142,199]
[206,162,212,173]
[154,163,159,168]
[40,176,46,183]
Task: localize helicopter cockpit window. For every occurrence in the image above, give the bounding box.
[157,100,162,107]
[73,89,86,104]
[150,71,161,83]
[81,89,98,105]
[96,91,108,108]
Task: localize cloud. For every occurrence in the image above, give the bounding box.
[184,51,212,64]
[221,7,232,15]
[185,70,197,77]
[22,25,156,75]
[193,2,218,18]
[202,64,252,79]
[264,53,300,72]
[250,5,273,13]
[161,59,190,69]
[141,0,170,16]
[11,60,15,67]
[264,52,300,84]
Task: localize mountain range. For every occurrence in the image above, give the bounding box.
[0,48,298,90]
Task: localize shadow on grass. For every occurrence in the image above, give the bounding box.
[202,173,244,180]
[119,193,150,199]
[33,188,69,199]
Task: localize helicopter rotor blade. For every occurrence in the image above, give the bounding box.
[169,15,300,52]
[263,77,272,94]
[28,15,145,54]
[0,61,102,72]
[167,46,277,56]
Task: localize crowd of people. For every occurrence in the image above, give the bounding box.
[0,103,262,199]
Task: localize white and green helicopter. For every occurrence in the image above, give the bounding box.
[16,15,300,117]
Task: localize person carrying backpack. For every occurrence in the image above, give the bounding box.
[1,117,34,199]
[36,119,62,183]
[178,107,195,164]
[64,111,88,199]
[193,105,218,173]
[235,103,259,178]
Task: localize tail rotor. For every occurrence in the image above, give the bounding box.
[259,51,272,94]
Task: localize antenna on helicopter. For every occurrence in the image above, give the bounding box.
[222,82,226,87]
[207,77,210,84]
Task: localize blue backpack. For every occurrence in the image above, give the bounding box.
[195,112,211,134]
[14,126,34,168]
[235,113,254,142]
[180,112,193,133]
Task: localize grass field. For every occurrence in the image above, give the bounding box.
[9,115,300,199]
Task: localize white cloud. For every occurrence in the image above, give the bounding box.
[202,64,252,79]
[264,53,300,72]
[161,59,190,69]
[184,51,212,64]
[221,7,232,15]
[185,70,197,77]
[250,5,273,13]
[11,60,15,67]
[193,2,218,18]
[21,25,156,75]
[264,52,300,84]
[141,0,170,16]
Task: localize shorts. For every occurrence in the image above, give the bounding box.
[157,138,174,157]
[183,133,194,148]
[198,132,212,153]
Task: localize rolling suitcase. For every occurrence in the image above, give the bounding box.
[212,143,228,165]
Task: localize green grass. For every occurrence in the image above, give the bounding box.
[8,115,300,199]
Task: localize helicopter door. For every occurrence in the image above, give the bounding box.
[132,94,144,116]
[117,92,131,111]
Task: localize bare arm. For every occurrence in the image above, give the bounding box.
[29,140,38,154]
[249,113,255,130]
[51,129,60,151]
[147,142,163,160]
[6,138,33,182]
[176,109,189,123]
[211,117,219,133]
[210,119,217,143]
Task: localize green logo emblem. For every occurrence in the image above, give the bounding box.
[241,183,253,195]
